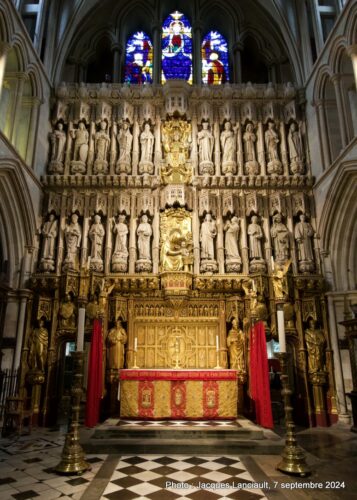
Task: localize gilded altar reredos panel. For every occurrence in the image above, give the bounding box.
[128,299,227,369]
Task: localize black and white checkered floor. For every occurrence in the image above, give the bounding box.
[102,455,266,500]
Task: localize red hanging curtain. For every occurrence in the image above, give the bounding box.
[249,321,274,429]
[85,318,103,427]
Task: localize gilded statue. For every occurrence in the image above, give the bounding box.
[161,119,192,183]
[58,293,76,329]
[28,318,48,372]
[160,209,193,272]
[272,260,291,300]
[86,295,102,321]
[226,318,245,372]
[107,319,127,370]
[305,319,326,373]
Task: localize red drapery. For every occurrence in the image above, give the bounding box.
[85,318,103,427]
[249,321,274,429]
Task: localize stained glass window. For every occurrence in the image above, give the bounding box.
[202,31,229,85]
[162,11,192,84]
[124,32,153,84]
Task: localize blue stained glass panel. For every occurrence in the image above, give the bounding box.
[202,31,229,84]
[162,11,192,84]
[125,32,153,84]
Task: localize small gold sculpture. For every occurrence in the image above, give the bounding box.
[305,318,326,373]
[107,319,127,370]
[160,208,193,272]
[58,294,76,329]
[226,318,245,372]
[28,318,48,372]
[272,260,291,300]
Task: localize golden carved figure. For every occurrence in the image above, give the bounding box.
[160,209,193,272]
[226,318,245,372]
[58,294,76,329]
[161,119,192,184]
[272,260,291,300]
[28,319,48,372]
[305,318,326,373]
[107,319,127,370]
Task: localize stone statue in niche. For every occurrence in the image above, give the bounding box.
[136,214,153,272]
[112,214,129,272]
[294,213,315,272]
[200,213,218,273]
[270,212,290,263]
[88,214,105,272]
[139,123,154,174]
[93,121,110,174]
[226,318,245,372]
[63,213,82,271]
[224,216,242,273]
[247,215,266,273]
[116,121,133,174]
[107,319,128,372]
[220,121,237,175]
[39,213,58,272]
[198,122,214,175]
[288,122,305,174]
[58,293,76,329]
[265,121,283,175]
[49,123,66,173]
[70,121,89,174]
[305,318,326,373]
[243,123,259,175]
[28,318,48,373]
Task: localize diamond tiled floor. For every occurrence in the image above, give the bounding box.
[101,455,266,500]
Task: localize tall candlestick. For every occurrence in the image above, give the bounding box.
[271,255,275,271]
[77,307,85,352]
[277,309,286,353]
[216,334,219,351]
[252,280,256,292]
[134,337,138,352]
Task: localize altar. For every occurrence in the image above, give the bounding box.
[119,369,238,419]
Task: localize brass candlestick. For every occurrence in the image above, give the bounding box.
[54,351,90,475]
[276,352,311,477]
[214,349,221,369]
[132,349,139,369]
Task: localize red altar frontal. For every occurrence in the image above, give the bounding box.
[119,369,238,420]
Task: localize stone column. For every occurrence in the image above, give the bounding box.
[25,98,41,166]
[331,74,348,148]
[0,42,11,100]
[154,114,162,174]
[326,294,350,423]
[152,22,161,85]
[232,42,243,83]
[193,21,203,84]
[257,122,266,176]
[81,216,90,268]
[12,291,31,371]
[280,121,289,175]
[105,203,113,275]
[152,191,160,274]
[10,73,27,143]
[240,215,249,275]
[236,123,244,175]
[192,190,200,274]
[191,113,198,174]
[347,44,357,91]
[214,118,221,176]
[315,100,331,167]
[216,194,225,273]
[129,193,137,273]
[132,112,139,175]
[112,44,123,83]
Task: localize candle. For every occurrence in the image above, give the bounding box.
[277,309,286,353]
[216,335,219,351]
[134,337,138,352]
[77,307,85,352]
[252,280,256,292]
[271,256,275,271]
